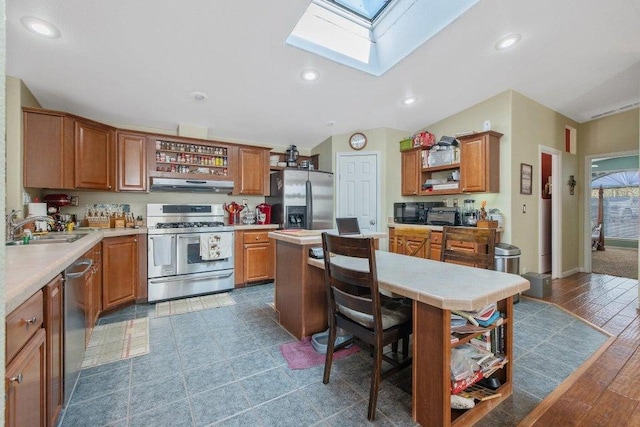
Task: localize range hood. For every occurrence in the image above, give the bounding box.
[150,177,234,193]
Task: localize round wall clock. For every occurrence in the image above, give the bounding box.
[349,132,367,150]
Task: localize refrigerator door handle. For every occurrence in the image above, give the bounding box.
[306,179,313,229]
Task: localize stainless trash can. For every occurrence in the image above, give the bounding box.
[494,243,521,302]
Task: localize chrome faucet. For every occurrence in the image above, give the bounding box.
[5,210,55,242]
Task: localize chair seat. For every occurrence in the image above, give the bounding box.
[338,299,411,330]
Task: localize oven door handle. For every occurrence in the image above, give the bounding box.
[150,235,176,240]
[148,271,233,284]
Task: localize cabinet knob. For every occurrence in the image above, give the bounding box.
[108,185,112,189]
[256,236,259,240]
[10,373,23,384]
[134,238,137,242]
[24,316,37,325]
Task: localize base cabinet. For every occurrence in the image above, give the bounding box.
[5,328,47,427]
[102,235,138,310]
[234,230,275,286]
[44,275,63,427]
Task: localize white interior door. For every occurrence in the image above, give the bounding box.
[336,152,380,233]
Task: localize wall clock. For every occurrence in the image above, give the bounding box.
[349,132,367,150]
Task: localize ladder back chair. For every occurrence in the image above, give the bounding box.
[321,232,412,421]
[440,226,496,269]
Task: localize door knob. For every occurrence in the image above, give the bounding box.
[369,219,376,225]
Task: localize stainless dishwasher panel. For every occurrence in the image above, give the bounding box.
[63,258,92,406]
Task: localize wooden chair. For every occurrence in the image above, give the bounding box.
[392,226,431,259]
[321,233,412,421]
[440,226,496,269]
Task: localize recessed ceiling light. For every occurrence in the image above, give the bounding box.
[300,69,320,81]
[495,34,521,50]
[21,17,60,38]
[402,96,417,106]
[190,91,208,101]
[326,120,336,127]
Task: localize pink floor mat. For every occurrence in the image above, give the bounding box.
[280,337,360,370]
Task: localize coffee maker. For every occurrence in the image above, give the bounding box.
[286,145,299,167]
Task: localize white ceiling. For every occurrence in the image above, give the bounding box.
[6,0,640,151]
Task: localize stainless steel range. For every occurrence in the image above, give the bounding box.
[147,203,234,302]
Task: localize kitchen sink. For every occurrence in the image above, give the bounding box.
[6,233,88,246]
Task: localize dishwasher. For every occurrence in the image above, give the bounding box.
[63,258,92,405]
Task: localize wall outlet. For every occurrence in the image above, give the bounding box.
[453,198,459,207]
[483,120,491,131]
[70,196,79,207]
[521,266,527,275]
[442,198,449,207]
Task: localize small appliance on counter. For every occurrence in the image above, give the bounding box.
[394,201,445,224]
[426,207,462,226]
[256,203,272,225]
[462,199,477,226]
[286,145,299,167]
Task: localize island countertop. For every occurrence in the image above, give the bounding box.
[268,229,386,245]
[308,250,529,311]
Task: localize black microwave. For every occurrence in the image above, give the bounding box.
[394,202,445,224]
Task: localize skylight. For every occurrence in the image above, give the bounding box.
[328,0,392,22]
[286,0,479,76]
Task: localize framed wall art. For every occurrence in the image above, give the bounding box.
[520,163,532,195]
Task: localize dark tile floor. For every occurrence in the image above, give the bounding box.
[58,286,610,427]
[58,283,417,427]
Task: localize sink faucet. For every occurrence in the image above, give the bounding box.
[5,210,55,242]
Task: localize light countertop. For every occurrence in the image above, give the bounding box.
[269,229,387,245]
[6,227,146,313]
[308,250,529,311]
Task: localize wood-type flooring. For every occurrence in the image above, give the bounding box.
[524,272,640,426]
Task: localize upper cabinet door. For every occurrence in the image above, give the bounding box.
[459,131,501,193]
[117,132,148,192]
[237,147,269,195]
[401,149,421,196]
[75,120,115,190]
[23,108,75,190]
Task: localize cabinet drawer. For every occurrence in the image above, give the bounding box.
[6,290,44,363]
[431,232,442,244]
[243,231,270,244]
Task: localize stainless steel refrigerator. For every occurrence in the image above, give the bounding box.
[266,169,333,229]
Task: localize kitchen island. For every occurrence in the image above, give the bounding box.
[270,229,529,426]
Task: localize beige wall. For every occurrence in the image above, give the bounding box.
[511,92,580,276]
[1,0,7,421]
[6,77,41,214]
[416,91,513,241]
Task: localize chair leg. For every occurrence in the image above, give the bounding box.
[367,343,383,421]
[402,335,409,357]
[323,321,338,384]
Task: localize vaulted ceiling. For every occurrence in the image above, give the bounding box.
[6,0,640,150]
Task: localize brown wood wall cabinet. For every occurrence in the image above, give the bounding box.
[236,147,269,195]
[23,108,75,190]
[74,119,116,190]
[458,131,501,193]
[102,235,138,310]
[400,131,501,196]
[23,107,275,195]
[401,149,421,196]
[43,275,64,427]
[117,132,148,191]
[5,290,47,427]
[234,230,275,286]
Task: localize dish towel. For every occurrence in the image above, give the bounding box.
[200,233,233,260]
[152,235,173,266]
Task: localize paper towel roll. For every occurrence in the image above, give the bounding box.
[28,203,47,216]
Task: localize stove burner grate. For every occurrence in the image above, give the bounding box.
[155,221,225,229]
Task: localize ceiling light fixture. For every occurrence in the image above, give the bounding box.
[402,96,417,105]
[190,92,208,101]
[21,17,60,38]
[300,69,320,81]
[326,120,336,126]
[495,34,521,50]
